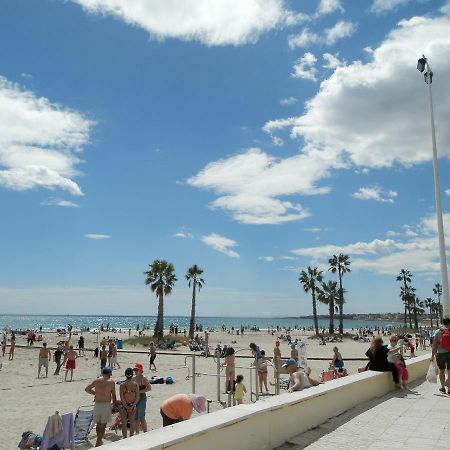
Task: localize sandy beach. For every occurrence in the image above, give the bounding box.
[0,328,429,449]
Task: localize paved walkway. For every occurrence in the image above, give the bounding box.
[277,380,450,450]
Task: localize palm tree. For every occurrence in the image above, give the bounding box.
[433,283,443,323]
[299,267,323,337]
[396,269,412,328]
[144,260,177,340]
[186,264,205,339]
[317,280,339,334]
[412,296,424,329]
[329,254,351,334]
[425,297,434,328]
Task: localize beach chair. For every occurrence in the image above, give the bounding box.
[73,405,94,445]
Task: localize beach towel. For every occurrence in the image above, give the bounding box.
[48,412,63,438]
[40,413,74,450]
[297,342,308,369]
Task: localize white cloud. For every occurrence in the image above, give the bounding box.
[290,213,450,275]
[0,76,93,195]
[174,231,193,239]
[304,227,324,233]
[446,189,450,196]
[272,136,284,147]
[352,186,398,203]
[280,96,298,106]
[292,52,318,81]
[322,52,344,69]
[259,256,275,262]
[41,198,80,208]
[71,0,295,46]
[325,21,356,45]
[187,147,341,224]
[386,230,400,237]
[316,0,344,16]
[371,0,411,14]
[201,233,239,258]
[288,28,321,48]
[20,73,33,79]
[84,234,111,240]
[265,13,450,173]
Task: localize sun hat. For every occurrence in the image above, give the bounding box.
[282,358,298,368]
[102,367,112,375]
[125,368,134,378]
[189,394,206,413]
[133,363,144,372]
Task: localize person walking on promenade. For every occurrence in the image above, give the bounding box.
[85,367,117,447]
[365,337,400,388]
[160,393,206,426]
[132,363,151,434]
[38,342,51,378]
[431,316,450,394]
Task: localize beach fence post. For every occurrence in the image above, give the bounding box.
[254,355,259,401]
[275,365,280,395]
[191,355,196,393]
[217,356,221,402]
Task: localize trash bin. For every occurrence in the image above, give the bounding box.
[117,339,123,349]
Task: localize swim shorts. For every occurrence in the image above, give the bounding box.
[93,402,112,424]
[436,352,450,370]
[39,357,49,368]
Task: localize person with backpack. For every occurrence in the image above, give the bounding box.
[431,316,450,394]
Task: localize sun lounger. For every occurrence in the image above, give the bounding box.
[73,405,94,445]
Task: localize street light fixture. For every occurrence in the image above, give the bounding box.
[417,55,450,317]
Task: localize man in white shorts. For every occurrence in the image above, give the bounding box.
[85,367,117,447]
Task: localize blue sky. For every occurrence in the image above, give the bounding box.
[0,0,449,317]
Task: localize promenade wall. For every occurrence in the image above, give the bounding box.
[102,354,430,450]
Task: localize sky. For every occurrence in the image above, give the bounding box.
[0,0,449,317]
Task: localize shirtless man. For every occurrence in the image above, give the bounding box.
[283,358,321,393]
[100,345,108,371]
[38,342,52,378]
[119,368,139,439]
[85,367,117,447]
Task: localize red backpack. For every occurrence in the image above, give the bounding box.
[439,328,450,351]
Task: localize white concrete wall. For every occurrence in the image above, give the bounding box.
[101,354,430,450]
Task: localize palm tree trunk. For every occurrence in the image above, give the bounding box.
[413,305,418,329]
[189,281,197,339]
[154,292,164,340]
[404,301,407,327]
[312,291,319,337]
[429,307,433,328]
[338,275,344,335]
[329,301,334,334]
[408,305,412,329]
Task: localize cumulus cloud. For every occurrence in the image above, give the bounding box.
[290,213,450,275]
[292,52,318,81]
[84,234,111,240]
[41,198,80,208]
[316,0,344,16]
[371,0,412,14]
[288,21,355,48]
[0,76,93,195]
[265,13,450,171]
[187,147,342,224]
[322,53,344,69]
[280,96,298,106]
[352,186,398,203]
[201,233,239,258]
[71,0,296,46]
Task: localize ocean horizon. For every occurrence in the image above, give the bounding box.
[0,314,404,332]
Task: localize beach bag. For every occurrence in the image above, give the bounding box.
[165,376,174,384]
[439,328,450,350]
[426,362,437,383]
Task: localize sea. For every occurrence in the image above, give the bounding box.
[0,314,402,332]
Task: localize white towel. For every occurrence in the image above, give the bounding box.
[48,412,63,438]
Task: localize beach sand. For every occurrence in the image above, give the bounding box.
[0,328,429,448]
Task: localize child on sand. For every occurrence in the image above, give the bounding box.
[222,347,235,392]
[234,374,246,405]
[9,340,15,360]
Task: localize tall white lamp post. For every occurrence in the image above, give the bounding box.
[417,55,450,317]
